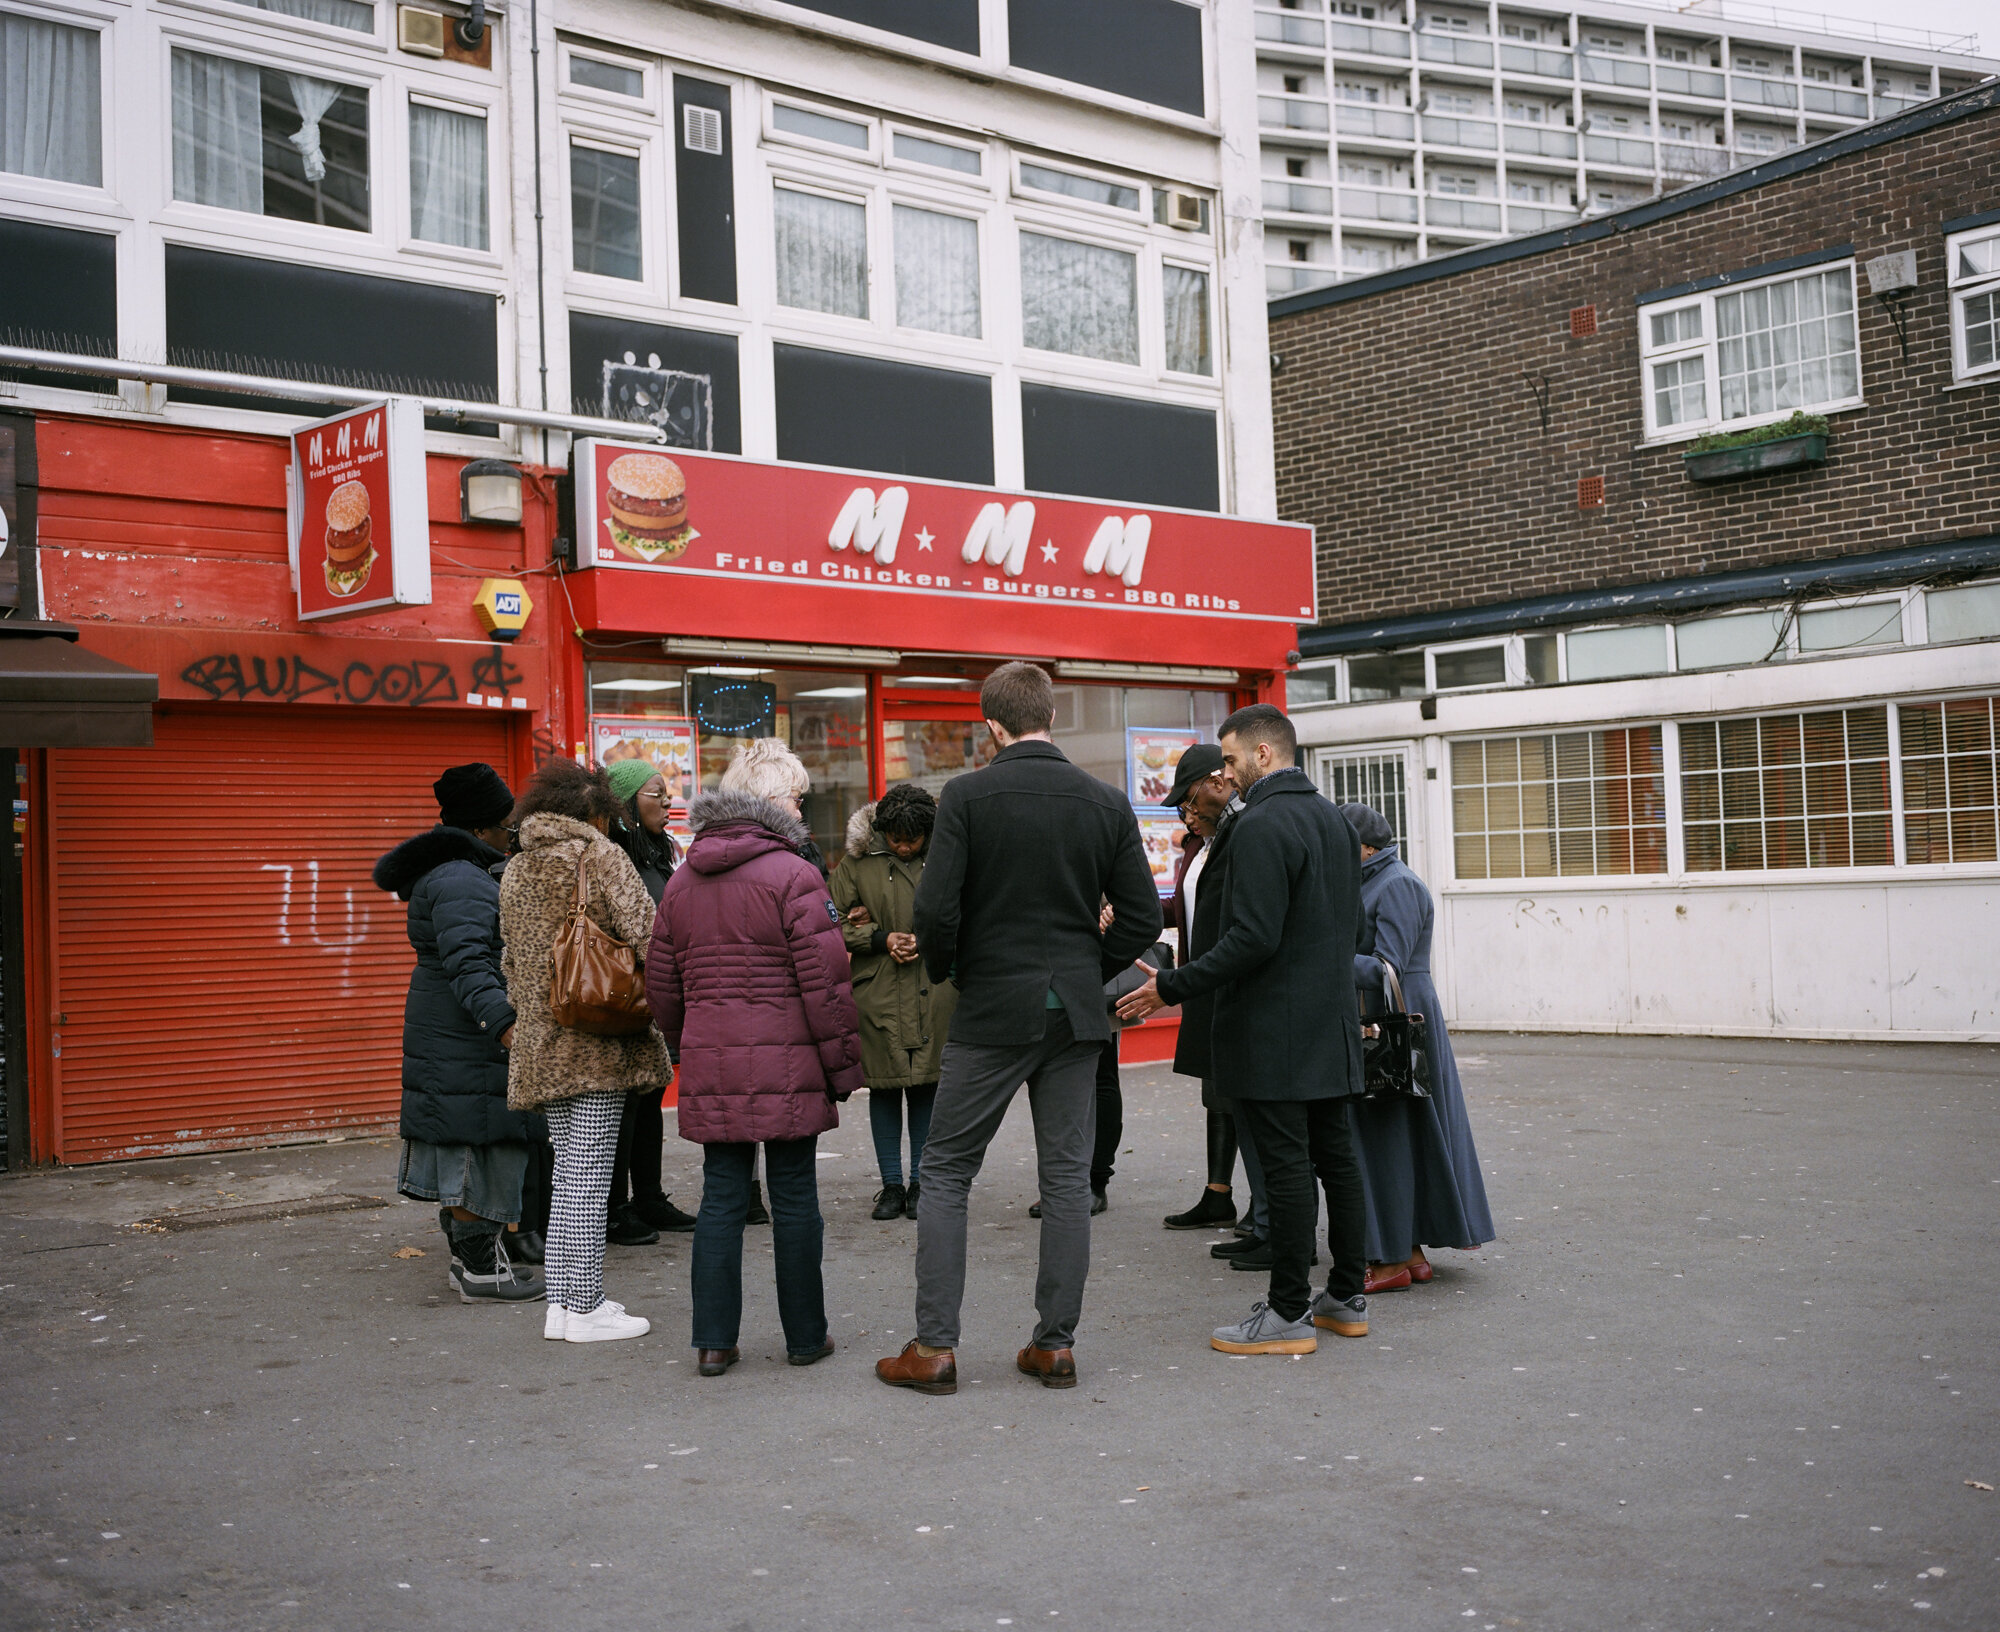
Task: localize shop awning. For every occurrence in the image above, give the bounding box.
[0,619,158,747]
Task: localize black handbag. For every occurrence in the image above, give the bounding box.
[1105,942,1174,1027]
[1361,961,1431,1100]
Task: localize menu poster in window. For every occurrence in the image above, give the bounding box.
[1127,728,1201,810]
[593,716,696,804]
[288,397,431,621]
[1136,811,1186,898]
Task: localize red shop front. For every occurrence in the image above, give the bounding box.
[562,442,1316,1063]
[16,413,565,1164]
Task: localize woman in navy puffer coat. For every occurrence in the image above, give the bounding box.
[645,767,864,1375]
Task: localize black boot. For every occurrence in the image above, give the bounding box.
[606,1204,660,1246]
[508,1227,545,1266]
[632,1191,697,1233]
[903,1180,920,1220]
[872,1183,907,1221]
[745,1180,771,1226]
[1164,1187,1237,1230]
[448,1226,544,1303]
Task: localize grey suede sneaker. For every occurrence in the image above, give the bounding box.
[1310,1290,1369,1337]
[1211,1301,1318,1355]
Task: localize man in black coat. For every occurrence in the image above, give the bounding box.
[876,663,1162,1397]
[1119,703,1369,1355]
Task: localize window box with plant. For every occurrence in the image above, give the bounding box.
[1681,412,1830,481]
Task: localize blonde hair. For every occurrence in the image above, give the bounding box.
[720,737,810,803]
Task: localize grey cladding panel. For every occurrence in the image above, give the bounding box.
[1008,0,1204,116]
[1021,384,1219,512]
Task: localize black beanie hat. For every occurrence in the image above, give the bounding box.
[1338,802,1396,849]
[435,763,515,831]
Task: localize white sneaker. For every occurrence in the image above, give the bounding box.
[543,1304,567,1341]
[565,1300,650,1343]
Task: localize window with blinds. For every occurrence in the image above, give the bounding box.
[1900,696,1998,864]
[1451,728,1666,879]
[1680,707,1891,870]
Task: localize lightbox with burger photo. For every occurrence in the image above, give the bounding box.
[287,398,432,621]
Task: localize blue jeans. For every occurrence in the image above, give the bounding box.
[868,1083,937,1186]
[692,1137,827,1356]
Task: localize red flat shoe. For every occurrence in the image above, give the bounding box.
[1407,1258,1434,1284]
[1364,1264,1413,1294]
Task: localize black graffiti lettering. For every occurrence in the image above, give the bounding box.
[470,646,523,698]
[408,662,459,706]
[530,724,565,768]
[180,654,242,700]
[248,657,291,699]
[342,662,381,703]
[290,660,342,702]
[373,664,416,704]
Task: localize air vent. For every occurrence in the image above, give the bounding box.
[683,103,724,156]
[396,5,446,58]
[1569,303,1598,337]
[1165,189,1205,230]
[1577,474,1605,508]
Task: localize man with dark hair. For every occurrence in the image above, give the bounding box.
[877,662,1163,1396]
[1118,700,1370,1355]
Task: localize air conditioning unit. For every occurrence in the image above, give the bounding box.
[397,5,446,57]
[1165,189,1205,230]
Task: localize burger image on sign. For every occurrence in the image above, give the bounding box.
[604,453,696,563]
[323,479,375,597]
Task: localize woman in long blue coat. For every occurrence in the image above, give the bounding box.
[1340,803,1494,1289]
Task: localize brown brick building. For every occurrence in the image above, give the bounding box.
[1265,82,2000,1042]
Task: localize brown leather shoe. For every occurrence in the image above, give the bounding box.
[1364,1263,1413,1294]
[1016,1343,1078,1389]
[697,1347,739,1377]
[875,1340,957,1395]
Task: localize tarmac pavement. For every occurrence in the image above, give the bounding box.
[2,1032,1997,1632]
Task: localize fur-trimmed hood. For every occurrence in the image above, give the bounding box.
[685,789,812,876]
[515,810,603,853]
[373,825,506,900]
[845,801,881,860]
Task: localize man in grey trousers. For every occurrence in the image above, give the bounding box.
[875,662,1163,1397]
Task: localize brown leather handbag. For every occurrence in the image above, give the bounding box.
[548,852,654,1036]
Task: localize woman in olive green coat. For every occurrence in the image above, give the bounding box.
[831,785,957,1222]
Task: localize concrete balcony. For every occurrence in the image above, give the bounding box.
[1260,95,1330,132]
[1504,123,1579,159]
[1335,103,1416,140]
[1422,115,1499,149]
[1263,179,1336,215]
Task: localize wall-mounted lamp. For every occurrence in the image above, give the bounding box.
[460,458,523,525]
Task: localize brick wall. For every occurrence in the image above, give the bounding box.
[1270,97,2000,629]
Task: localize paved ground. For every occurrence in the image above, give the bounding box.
[2,1033,1997,1632]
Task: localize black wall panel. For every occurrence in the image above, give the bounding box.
[0,219,118,392]
[568,313,741,454]
[1021,383,1219,512]
[1007,0,1205,116]
[784,0,979,53]
[774,344,993,485]
[674,76,738,306]
[164,247,498,411]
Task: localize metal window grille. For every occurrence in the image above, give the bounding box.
[1450,728,1667,879]
[1314,749,1409,851]
[1680,707,1891,871]
[1899,698,1999,864]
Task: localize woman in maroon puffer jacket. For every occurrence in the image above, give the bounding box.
[644,765,864,1378]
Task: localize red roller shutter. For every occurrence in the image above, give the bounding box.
[46,707,514,1163]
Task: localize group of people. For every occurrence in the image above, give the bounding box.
[377,659,1492,1378]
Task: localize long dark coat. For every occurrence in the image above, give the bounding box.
[373,826,534,1146]
[1169,810,1236,1085]
[1352,844,1495,1257]
[830,804,957,1089]
[644,790,865,1145]
[1156,768,1364,1103]
[913,739,1162,1046]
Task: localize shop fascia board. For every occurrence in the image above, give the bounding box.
[1294,639,2000,745]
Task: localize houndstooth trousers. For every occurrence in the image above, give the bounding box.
[543,1091,624,1315]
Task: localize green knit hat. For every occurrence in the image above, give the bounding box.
[606,758,662,805]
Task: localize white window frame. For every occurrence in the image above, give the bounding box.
[399,88,502,267]
[884,125,989,190]
[883,188,987,346]
[1014,215,1149,374]
[1947,222,2000,385]
[1011,152,1147,223]
[560,42,655,114]
[763,93,878,163]
[0,0,116,205]
[564,128,652,288]
[1427,638,1510,692]
[1637,259,1864,443]
[768,172,876,327]
[1159,255,1214,379]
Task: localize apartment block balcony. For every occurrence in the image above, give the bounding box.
[1506,202,1579,231]
[1425,195,1503,230]
[1328,21,1412,60]
[1260,95,1331,132]
[1266,262,1344,297]
[1336,103,1417,140]
[1584,133,1658,168]
[1418,34,1495,70]
[1579,53,1651,90]
[1660,141,1733,182]
[1255,12,1326,50]
[1421,114,1499,149]
[1654,65,1727,98]
[1504,123,1579,159]
[1731,74,1799,108]
[1341,186,1421,224]
[1803,84,1870,116]
[1263,179,1336,215]
[1499,44,1573,79]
